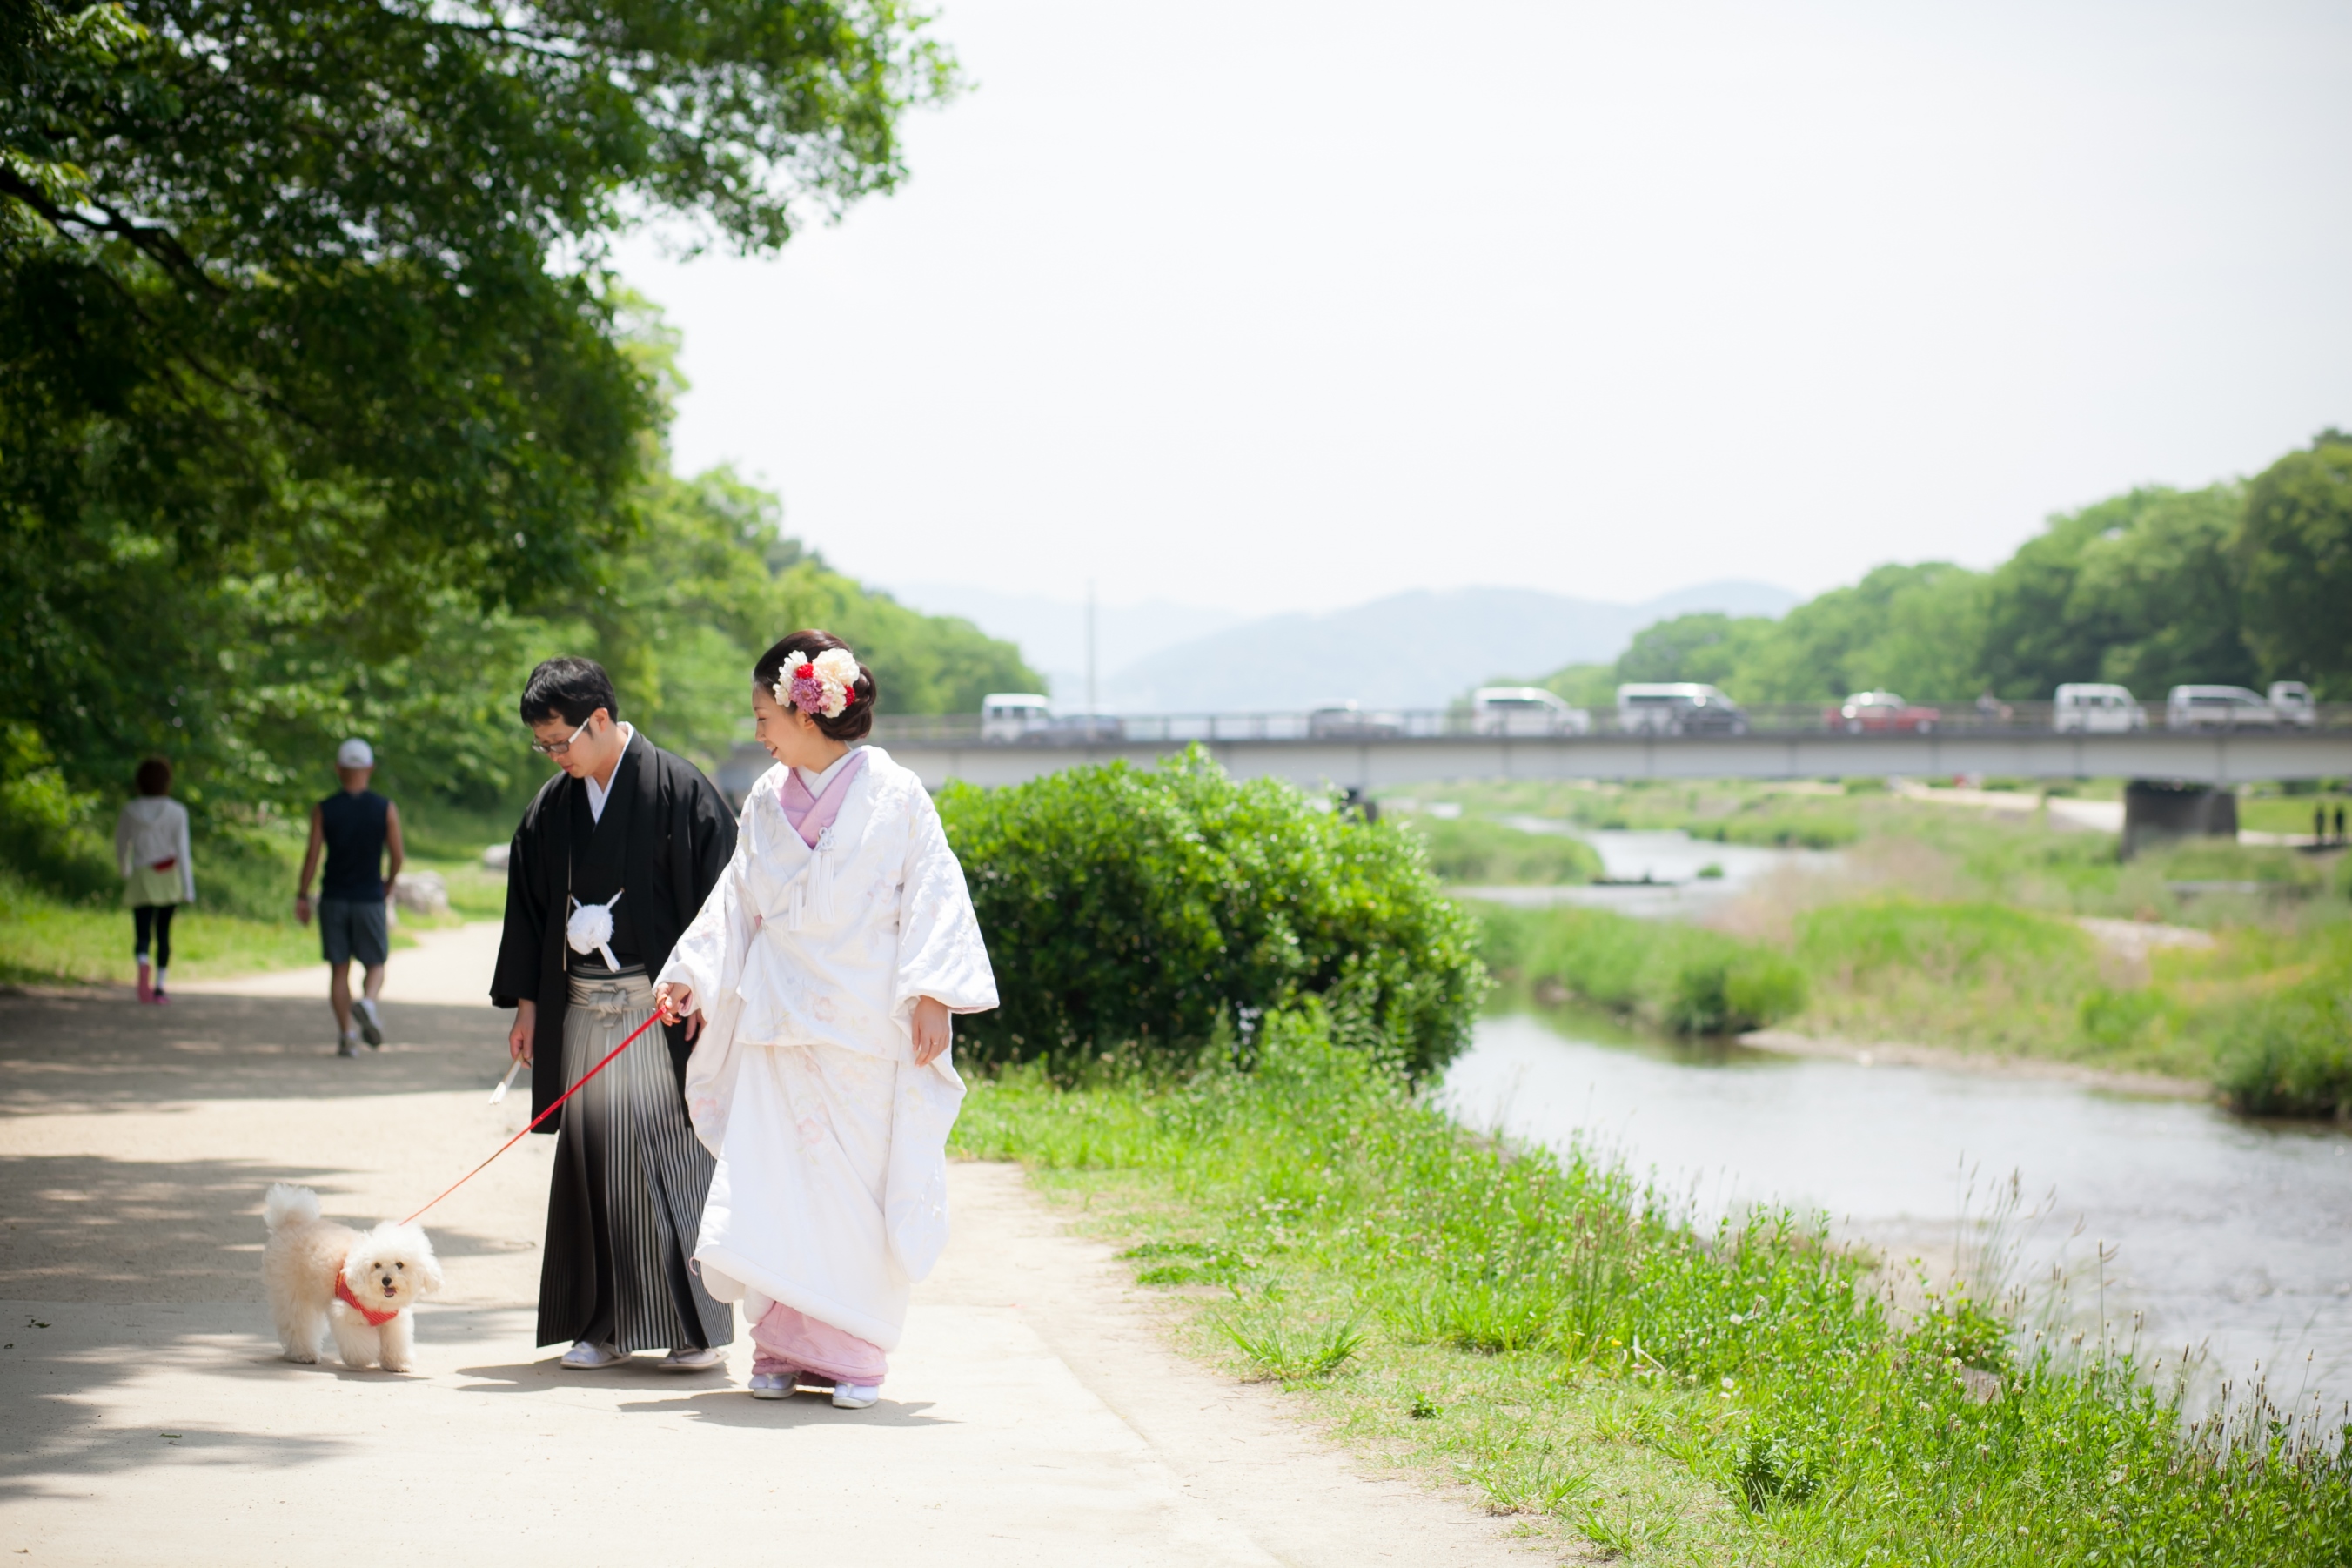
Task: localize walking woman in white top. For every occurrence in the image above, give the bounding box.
[115,756,194,1004]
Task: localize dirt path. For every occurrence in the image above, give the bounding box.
[1,939,1537,1566]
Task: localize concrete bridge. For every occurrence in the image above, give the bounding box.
[720,713,2352,796]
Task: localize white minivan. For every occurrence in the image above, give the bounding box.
[1616,682,1747,735]
[2052,683,2146,734]
[980,693,1053,743]
[1471,687,1591,736]
[2165,685,2279,731]
[2268,681,2317,727]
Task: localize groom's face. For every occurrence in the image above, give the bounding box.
[532,710,620,781]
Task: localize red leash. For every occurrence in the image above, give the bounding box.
[400,1011,667,1226]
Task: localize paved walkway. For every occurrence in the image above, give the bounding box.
[1,933,1535,1565]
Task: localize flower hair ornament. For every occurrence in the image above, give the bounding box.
[774,647,862,720]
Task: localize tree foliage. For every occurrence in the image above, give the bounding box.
[1540,433,2349,706]
[1,0,978,826]
[2235,432,2352,690]
[939,750,1486,1078]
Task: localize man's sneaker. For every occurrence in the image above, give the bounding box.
[658,1346,723,1371]
[831,1383,881,1410]
[559,1340,624,1370]
[355,997,385,1049]
[336,1034,359,1058]
[747,1371,794,1399]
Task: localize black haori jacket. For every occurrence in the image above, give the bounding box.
[490,737,736,1130]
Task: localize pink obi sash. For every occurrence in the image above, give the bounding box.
[779,750,868,848]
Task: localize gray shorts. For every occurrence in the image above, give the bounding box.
[318,897,389,968]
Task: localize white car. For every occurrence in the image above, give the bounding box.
[1471,687,1591,736]
[1617,682,1748,735]
[2165,685,2279,731]
[2268,681,2317,727]
[2052,683,2147,734]
[980,693,1053,743]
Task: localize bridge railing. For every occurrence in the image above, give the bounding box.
[869,701,2352,747]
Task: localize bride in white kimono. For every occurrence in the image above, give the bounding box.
[654,631,997,1409]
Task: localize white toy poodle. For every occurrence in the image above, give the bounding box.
[262,1183,442,1371]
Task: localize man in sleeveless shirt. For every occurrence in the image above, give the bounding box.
[491,658,738,1372]
[296,738,405,1058]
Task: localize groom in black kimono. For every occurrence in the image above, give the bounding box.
[491,656,738,1370]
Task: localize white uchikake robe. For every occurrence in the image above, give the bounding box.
[655,747,997,1351]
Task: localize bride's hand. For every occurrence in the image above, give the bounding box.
[654,982,704,1040]
[911,995,952,1067]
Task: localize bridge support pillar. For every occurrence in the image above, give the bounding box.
[2121,781,2238,860]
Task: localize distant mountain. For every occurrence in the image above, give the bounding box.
[882,581,1243,706]
[1102,580,1799,712]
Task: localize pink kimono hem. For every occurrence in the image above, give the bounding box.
[750,1300,889,1385]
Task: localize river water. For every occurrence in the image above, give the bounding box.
[1440,1008,2352,1417]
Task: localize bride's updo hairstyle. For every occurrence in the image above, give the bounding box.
[754,629,877,743]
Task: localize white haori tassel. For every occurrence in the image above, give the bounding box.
[566,891,624,971]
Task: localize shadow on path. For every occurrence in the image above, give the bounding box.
[0,994,510,1112]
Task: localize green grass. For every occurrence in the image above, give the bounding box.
[953,1008,2352,1565]
[1478,902,1807,1034]
[0,870,361,985]
[1391,811,1604,885]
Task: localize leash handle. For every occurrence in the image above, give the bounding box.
[402,1011,665,1226]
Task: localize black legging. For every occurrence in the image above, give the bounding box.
[132,904,176,969]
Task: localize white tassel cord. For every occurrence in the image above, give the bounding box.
[566,891,625,971]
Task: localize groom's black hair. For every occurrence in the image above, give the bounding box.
[519,657,620,727]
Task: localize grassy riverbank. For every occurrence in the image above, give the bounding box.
[954,1008,2352,1565]
[1476,897,2352,1113]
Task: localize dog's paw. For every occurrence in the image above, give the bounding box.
[283,1349,318,1364]
[379,1357,412,1373]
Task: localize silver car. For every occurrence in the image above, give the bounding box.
[2165,685,2279,731]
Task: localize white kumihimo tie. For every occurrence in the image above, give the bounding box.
[566,889,625,971]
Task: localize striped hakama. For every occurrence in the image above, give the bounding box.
[538,970,731,1354]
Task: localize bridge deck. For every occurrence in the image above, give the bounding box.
[723,728,2352,795]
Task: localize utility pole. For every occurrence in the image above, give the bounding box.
[1086,579,1098,717]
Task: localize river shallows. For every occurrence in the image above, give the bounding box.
[1442,1009,2352,1414]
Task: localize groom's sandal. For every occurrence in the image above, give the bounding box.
[831,1383,881,1410]
[560,1340,624,1370]
[658,1346,724,1371]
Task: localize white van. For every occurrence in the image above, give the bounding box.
[1616,682,1747,736]
[2052,683,2146,734]
[1471,687,1591,736]
[2268,681,2317,727]
[980,693,1053,743]
[2165,685,2279,731]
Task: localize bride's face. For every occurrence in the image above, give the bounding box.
[752,682,848,770]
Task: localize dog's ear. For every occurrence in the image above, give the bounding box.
[417,1249,446,1296]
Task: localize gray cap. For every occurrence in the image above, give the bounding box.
[336,737,375,769]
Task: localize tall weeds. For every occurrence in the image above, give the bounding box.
[956,1005,2352,1563]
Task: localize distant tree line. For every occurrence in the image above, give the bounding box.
[1,1,1029,838]
[1540,432,2352,707]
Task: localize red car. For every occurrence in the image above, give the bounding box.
[1826,690,1940,734]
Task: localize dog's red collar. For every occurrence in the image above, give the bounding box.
[334,1270,400,1327]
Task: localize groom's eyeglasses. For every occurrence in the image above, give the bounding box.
[530,718,591,757]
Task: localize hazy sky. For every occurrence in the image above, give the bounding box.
[615,0,2352,618]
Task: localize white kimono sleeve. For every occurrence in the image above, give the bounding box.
[889,789,999,1027]
[659,828,758,1157]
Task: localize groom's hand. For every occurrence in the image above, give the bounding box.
[911,995,952,1067]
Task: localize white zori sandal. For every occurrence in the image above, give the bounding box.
[560,1340,624,1370]
[831,1383,881,1410]
[658,1346,723,1371]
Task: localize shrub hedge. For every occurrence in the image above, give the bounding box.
[938,747,1484,1075]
